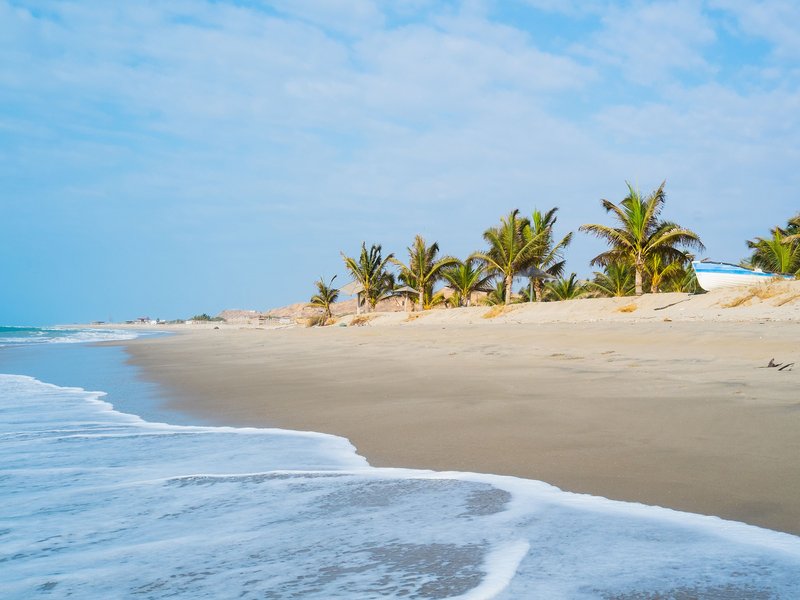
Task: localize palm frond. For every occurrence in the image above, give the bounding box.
[588,262,635,297]
[308,275,339,321]
[341,243,395,310]
[581,182,703,294]
[545,273,585,301]
[579,224,634,252]
[442,258,495,306]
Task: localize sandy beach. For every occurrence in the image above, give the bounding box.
[120,288,800,536]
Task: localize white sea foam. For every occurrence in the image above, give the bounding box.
[0,327,141,346]
[45,328,141,344]
[2,374,800,599]
[454,541,530,600]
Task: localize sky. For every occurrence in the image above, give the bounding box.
[2,0,799,325]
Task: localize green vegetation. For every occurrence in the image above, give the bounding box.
[304,185,800,314]
[309,276,340,323]
[482,279,508,306]
[667,266,700,294]
[472,209,547,305]
[646,253,698,294]
[190,313,225,322]
[745,215,800,275]
[579,182,704,295]
[391,235,459,310]
[545,273,585,301]
[588,262,635,297]
[785,214,800,244]
[341,243,395,312]
[441,258,494,307]
[527,207,573,302]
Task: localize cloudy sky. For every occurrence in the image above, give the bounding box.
[2,0,799,324]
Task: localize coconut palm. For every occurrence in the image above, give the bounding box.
[341,243,395,311]
[441,258,495,307]
[391,235,459,310]
[746,227,800,275]
[780,214,800,245]
[526,207,573,302]
[665,264,700,293]
[309,275,339,322]
[646,253,692,293]
[589,262,635,297]
[482,280,507,306]
[545,273,585,301]
[517,286,534,302]
[472,209,544,305]
[425,291,449,309]
[579,181,704,295]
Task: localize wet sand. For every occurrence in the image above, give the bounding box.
[122,312,800,536]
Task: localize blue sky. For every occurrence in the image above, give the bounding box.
[2,0,799,325]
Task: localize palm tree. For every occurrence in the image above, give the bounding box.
[589,262,635,297]
[425,290,448,309]
[526,207,573,302]
[665,264,700,293]
[482,280,507,306]
[517,285,534,302]
[646,252,692,293]
[341,243,395,311]
[391,235,459,310]
[309,275,339,322]
[472,209,544,305]
[579,181,704,295]
[777,214,800,247]
[545,273,585,301]
[746,227,800,275]
[441,258,495,307]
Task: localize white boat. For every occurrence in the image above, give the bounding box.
[691,260,794,292]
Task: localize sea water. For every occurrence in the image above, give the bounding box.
[1,328,800,598]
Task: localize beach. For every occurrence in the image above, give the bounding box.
[6,295,800,597]
[121,288,800,536]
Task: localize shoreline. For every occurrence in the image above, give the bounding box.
[118,301,800,536]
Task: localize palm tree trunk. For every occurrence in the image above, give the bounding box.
[364,290,372,313]
[635,266,643,296]
[418,288,424,311]
[504,274,513,305]
[534,279,544,302]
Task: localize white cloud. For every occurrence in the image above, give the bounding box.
[517,0,609,16]
[266,0,385,36]
[573,0,716,85]
[350,16,595,121]
[4,0,800,316]
[592,80,800,258]
[711,0,800,59]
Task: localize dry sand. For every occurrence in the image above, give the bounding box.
[120,287,800,535]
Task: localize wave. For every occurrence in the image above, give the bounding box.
[0,326,142,346]
[2,374,799,599]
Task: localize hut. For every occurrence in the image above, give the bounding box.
[339,281,365,315]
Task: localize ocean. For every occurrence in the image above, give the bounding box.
[2,326,799,598]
